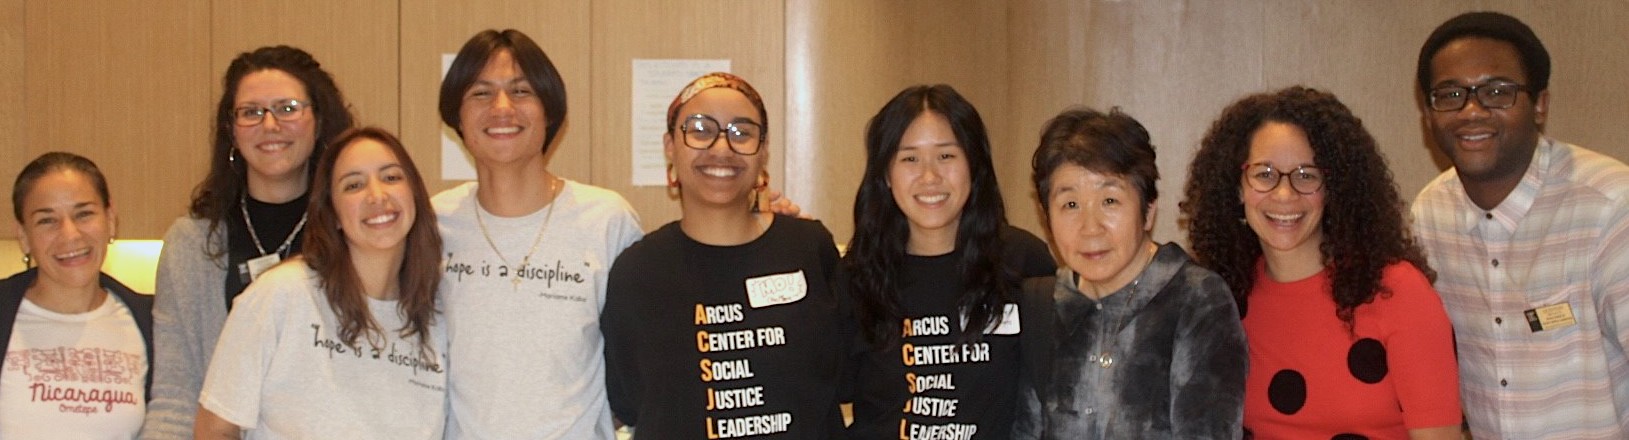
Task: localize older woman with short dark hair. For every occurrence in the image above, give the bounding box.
[1016,107,1246,439]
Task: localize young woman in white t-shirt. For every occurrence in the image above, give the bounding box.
[194,128,447,439]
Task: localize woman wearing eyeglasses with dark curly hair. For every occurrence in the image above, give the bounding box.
[144,45,355,439]
[1181,86,1461,439]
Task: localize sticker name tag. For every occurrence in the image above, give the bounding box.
[744,271,807,309]
[245,253,281,282]
[1524,302,1577,332]
[985,304,1021,335]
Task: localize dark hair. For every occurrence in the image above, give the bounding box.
[1181,86,1433,327]
[303,127,443,354]
[189,46,354,247]
[13,152,110,221]
[1417,11,1550,94]
[1031,107,1159,218]
[844,84,1013,345]
[439,29,568,151]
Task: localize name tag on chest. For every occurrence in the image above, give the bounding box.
[1524,302,1577,332]
[744,271,807,308]
[962,303,1021,335]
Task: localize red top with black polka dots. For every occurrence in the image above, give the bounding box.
[1241,261,1461,439]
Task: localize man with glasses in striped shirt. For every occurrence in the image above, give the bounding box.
[1411,11,1629,440]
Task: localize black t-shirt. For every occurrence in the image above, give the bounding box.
[603,215,848,439]
[224,192,308,308]
[847,226,1056,439]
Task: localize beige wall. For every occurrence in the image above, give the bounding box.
[2,1,1626,251]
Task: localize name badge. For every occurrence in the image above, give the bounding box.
[963,304,1022,335]
[245,253,281,282]
[744,271,807,308]
[1524,302,1577,332]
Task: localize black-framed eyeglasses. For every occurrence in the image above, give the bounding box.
[1241,163,1326,195]
[234,99,310,127]
[1427,82,1527,112]
[676,114,763,155]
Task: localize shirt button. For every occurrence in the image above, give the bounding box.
[1492,259,1500,267]
[1500,379,1509,387]
[1485,212,1494,219]
[1495,317,1503,324]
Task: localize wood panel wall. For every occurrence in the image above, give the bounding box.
[590,0,785,231]
[1,0,23,229]
[2,1,1626,247]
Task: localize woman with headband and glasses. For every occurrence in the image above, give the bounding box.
[1182,86,1461,439]
[145,46,355,439]
[602,72,846,438]
[2,152,153,439]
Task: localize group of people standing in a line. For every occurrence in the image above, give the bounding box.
[1,10,1624,440]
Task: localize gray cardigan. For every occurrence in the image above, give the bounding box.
[1014,242,1247,439]
[140,217,229,440]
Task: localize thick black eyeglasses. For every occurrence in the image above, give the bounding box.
[234,99,310,127]
[1427,82,1527,112]
[1241,163,1326,195]
[676,114,763,155]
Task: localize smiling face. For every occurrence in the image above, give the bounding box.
[459,49,549,166]
[329,138,416,259]
[233,69,317,188]
[1241,121,1326,265]
[1047,163,1155,295]
[16,170,116,291]
[664,88,767,211]
[1424,37,1548,187]
[889,111,971,255]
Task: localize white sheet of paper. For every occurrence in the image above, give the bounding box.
[441,52,478,181]
[630,59,731,186]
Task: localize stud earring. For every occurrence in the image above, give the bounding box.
[21,253,31,266]
[666,163,680,189]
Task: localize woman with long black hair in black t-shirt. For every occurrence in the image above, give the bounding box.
[843,85,1056,439]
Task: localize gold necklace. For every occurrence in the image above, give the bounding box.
[473,177,560,291]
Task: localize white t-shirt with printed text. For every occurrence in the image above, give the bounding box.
[434,180,644,439]
[1,293,146,439]
[199,262,447,440]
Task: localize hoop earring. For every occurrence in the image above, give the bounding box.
[750,172,769,213]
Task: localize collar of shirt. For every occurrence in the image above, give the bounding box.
[1458,137,1554,234]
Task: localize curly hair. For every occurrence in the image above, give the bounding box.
[1181,86,1434,327]
[189,46,355,254]
[845,84,1013,346]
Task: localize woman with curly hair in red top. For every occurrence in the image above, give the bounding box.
[1181,86,1461,440]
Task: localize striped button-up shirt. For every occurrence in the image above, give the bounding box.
[1411,138,1629,439]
